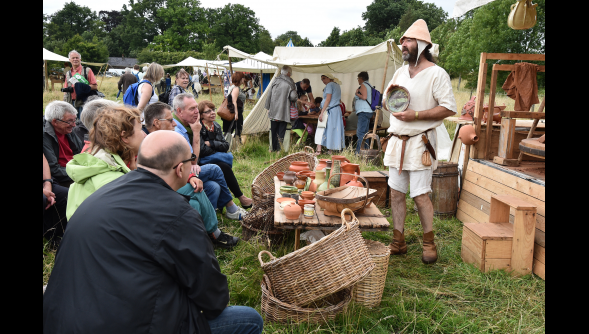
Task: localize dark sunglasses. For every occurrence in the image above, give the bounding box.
[172,153,197,169]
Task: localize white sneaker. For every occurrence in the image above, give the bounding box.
[225,206,249,220]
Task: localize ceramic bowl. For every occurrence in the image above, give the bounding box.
[297,199,316,211]
[276,172,285,181]
[280,185,298,194]
[300,191,315,200]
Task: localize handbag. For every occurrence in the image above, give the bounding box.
[217,95,234,121]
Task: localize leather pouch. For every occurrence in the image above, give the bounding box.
[508,0,538,30]
[422,150,432,166]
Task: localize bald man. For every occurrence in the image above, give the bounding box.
[44,131,263,334]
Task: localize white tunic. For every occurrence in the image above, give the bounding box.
[383,64,457,171]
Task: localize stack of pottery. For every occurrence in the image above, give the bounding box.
[340,163,360,186]
[289,161,311,173]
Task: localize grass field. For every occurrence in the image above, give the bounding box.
[43,77,545,333]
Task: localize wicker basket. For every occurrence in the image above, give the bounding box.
[251,147,318,202]
[261,275,351,324]
[258,208,375,306]
[352,240,390,308]
[241,195,285,246]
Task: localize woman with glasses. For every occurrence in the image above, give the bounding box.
[198,100,253,209]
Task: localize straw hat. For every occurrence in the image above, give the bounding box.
[321,73,342,85]
[400,19,432,46]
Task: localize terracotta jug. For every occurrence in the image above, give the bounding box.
[331,155,350,165]
[458,125,479,145]
[294,174,307,190]
[310,170,324,192]
[289,161,310,173]
[346,172,364,188]
[340,163,360,186]
[283,203,302,220]
[283,171,297,186]
[316,159,330,171]
[318,167,332,192]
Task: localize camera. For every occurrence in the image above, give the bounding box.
[61,87,74,93]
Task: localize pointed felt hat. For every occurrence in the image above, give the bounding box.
[400,19,432,46]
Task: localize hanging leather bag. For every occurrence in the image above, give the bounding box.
[217,96,234,121]
[508,0,538,30]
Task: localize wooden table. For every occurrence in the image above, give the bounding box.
[273,176,390,250]
[298,114,319,125]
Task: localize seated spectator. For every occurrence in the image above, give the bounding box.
[168,69,193,108]
[144,102,239,248]
[43,101,84,186]
[173,93,249,219]
[43,130,264,334]
[65,106,145,220]
[198,100,253,208]
[118,67,138,97]
[73,97,119,147]
[43,154,68,248]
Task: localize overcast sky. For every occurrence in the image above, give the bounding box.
[43,0,457,46]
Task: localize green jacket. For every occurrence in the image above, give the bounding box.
[66,150,130,220]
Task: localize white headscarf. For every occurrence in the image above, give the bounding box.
[321,73,342,85]
[415,40,428,67]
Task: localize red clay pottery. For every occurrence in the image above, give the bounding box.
[316,159,330,171]
[300,191,315,201]
[294,174,307,190]
[458,125,479,145]
[283,203,302,220]
[345,172,364,188]
[283,171,297,186]
[297,199,316,211]
[289,161,310,173]
[276,172,285,181]
[310,170,325,192]
[331,155,350,165]
[340,163,360,186]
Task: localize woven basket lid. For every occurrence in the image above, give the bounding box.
[385,86,410,113]
[364,239,389,256]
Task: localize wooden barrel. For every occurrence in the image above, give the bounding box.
[430,162,459,218]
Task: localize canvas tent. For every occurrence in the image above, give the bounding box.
[452,0,496,18]
[217,52,277,74]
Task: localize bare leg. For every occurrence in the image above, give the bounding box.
[390,189,407,232]
[315,144,322,155]
[413,193,434,233]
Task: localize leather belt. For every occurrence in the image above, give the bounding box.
[391,128,436,175]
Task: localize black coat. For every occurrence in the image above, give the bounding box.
[199,121,229,158]
[43,168,229,334]
[42,120,83,185]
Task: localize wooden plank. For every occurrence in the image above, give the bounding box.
[493,156,520,166]
[493,194,538,210]
[485,258,512,272]
[456,208,477,224]
[461,244,483,271]
[462,226,483,253]
[486,53,545,61]
[458,200,488,223]
[511,209,536,276]
[533,243,545,264]
[446,117,546,129]
[465,223,513,240]
[485,240,512,259]
[467,160,545,201]
[471,53,488,159]
[493,64,546,72]
[533,258,545,280]
[485,69,498,159]
[497,118,517,159]
[501,111,546,119]
[489,197,511,223]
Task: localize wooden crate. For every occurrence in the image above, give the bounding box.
[461,222,513,272]
[359,171,389,207]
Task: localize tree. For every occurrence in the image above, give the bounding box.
[151,0,208,52]
[274,31,314,47]
[45,1,101,41]
[258,28,275,55]
[362,0,411,33]
[57,34,109,71]
[397,1,447,32]
[319,27,341,47]
[99,10,124,32]
[338,27,382,46]
[206,4,263,53]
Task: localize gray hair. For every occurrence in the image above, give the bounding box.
[281,65,292,76]
[173,93,195,111]
[125,67,132,74]
[45,101,78,121]
[81,99,118,130]
[68,50,81,59]
[142,66,148,72]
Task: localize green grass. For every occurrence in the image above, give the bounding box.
[43,77,545,333]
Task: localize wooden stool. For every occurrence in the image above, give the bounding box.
[461,194,537,276]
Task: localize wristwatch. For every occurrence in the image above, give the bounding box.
[43,179,53,185]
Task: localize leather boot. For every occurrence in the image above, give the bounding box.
[389,229,407,255]
[421,231,438,264]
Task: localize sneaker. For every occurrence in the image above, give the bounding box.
[209,231,239,249]
[225,206,249,220]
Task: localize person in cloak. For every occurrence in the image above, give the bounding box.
[384,19,457,264]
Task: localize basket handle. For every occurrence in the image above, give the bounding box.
[340,208,357,231]
[304,146,314,154]
[258,250,275,266]
[262,274,274,297]
[326,172,371,210]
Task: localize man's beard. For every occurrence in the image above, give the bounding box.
[402,46,418,63]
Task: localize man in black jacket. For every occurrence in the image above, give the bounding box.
[43,131,263,334]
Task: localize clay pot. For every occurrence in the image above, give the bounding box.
[300,191,315,201]
[283,171,297,186]
[316,159,330,171]
[311,170,325,192]
[276,172,285,181]
[346,172,364,188]
[340,163,360,186]
[283,203,302,220]
[331,155,350,165]
[289,161,310,173]
[280,185,298,194]
[297,199,316,211]
[294,175,307,190]
[277,198,296,210]
[458,125,479,145]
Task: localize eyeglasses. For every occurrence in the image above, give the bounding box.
[172,153,197,169]
[56,119,76,126]
[158,118,175,123]
[202,109,215,114]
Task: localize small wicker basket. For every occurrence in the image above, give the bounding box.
[241,195,285,246]
[352,240,390,308]
[258,208,375,307]
[261,275,351,324]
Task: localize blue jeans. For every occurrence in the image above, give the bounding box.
[356,111,373,154]
[176,184,218,234]
[208,306,263,334]
[199,164,233,210]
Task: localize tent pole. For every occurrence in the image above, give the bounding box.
[228,55,234,74]
[371,42,391,147]
[98,64,106,90]
[44,60,49,92]
[206,63,212,101]
[260,70,263,95]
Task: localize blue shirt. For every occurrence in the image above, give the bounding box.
[174,121,193,153]
[354,81,373,114]
[321,82,341,109]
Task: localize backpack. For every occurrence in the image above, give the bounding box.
[363,82,382,111]
[123,80,153,107]
[133,71,140,81]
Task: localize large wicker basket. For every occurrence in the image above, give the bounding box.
[251,146,318,201]
[352,240,390,308]
[258,208,375,306]
[261,275,351,324]
[240,196,285,246]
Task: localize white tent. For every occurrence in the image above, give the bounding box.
[43,48,70,62]
[452,0,496,18]
[217,52,277,74]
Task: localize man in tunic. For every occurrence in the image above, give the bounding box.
[384,19,457,264]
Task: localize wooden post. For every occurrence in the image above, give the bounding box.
[484,68,498,159]
[228,56,234,74]
[44,60,49,92]
[471,53,488,159]
[372,42,391,148]
[497,118,516,159]
[260,70,263,94]
[206,63,212,101]
[98,64,106,91]
[511,209,536,276]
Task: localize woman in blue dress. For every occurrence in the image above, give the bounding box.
[315,73,344,154]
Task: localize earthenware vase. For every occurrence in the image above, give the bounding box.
[283,203,302,220]
[316,159,330,171]
[458,125,479,145]
[289,161,310,173]
[310,170,324,192]
[294,174,307,190]
[330,160,341,187]
[318,167,332,192]
[346,172,364,188]
[283,171,297,186]
[340,163,360,186]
